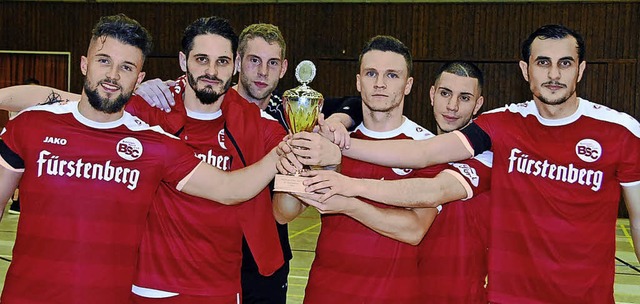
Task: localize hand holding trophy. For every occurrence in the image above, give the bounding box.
[274,60,324,193]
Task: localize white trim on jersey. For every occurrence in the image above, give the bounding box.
[483,98,640,137]
[21,100,180,139]
[260,109,279,122]
[354,116,435,140]
[186,107,222,120]
[131,285,179,298]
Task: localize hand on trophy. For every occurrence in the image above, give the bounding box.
[300,170,361,202]
[286,132,341,168]
[315,113,352,150]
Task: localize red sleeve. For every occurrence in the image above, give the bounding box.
[444,151,493,199]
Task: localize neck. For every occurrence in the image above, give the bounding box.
[534,93,580,119]
[232,83,270,110]
[362,105,405,132]
[78,93,123,123]
[183,86,223,113]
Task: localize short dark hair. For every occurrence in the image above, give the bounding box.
[521,24,585,63]
[182,16,238,58]
[358,35,413,76]
[23,77,40,85]
[435,61,484,93]
[91,13,153,58]
[238,23,286,59]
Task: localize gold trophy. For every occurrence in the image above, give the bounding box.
[273,60,324,193]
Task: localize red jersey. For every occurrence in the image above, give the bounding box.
[0,101,201,304]
[418,153,492,303]
[127,77,285,297]
[304,118,444,304]
[460,98,640,303]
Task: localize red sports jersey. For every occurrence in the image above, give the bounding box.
[462,98,640,303]
[0,101,201,304]
[304,118,444,304]
[418,153,492,303]
[128,77,285,297]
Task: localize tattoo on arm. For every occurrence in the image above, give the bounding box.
[39,91,67,105]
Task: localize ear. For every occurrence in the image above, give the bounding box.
[279,59,288,79]
[179,52,187,73]
[429,85,436,106]
[136,71,146,86]
[356,73,362,93]
[235,54,241,75]
[519,60,529,82]
[404,76,414,95]
[577,61,587,82]
[80,56,88,76]
[473,96,484,116]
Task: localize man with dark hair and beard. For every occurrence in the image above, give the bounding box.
[0,14,282,304]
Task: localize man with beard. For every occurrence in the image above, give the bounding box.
[325,24,640,303]
[0,14,282,304]
[123,17,286,303]
[133,22,362,303]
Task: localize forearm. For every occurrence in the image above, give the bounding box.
[623,183,640,261]
[0,85,78,112]
[273,192,307,224]
[183,148,278,205]
[354,172,468,208]
[0,166,22,222]
[343,133,472,169]
[325,113,354,129]
[343,197,436,245]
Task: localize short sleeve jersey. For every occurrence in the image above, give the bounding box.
[304,118,445,304]
[418,153,492,304]
[0,101,201,304]
[128,78,286,297]
[461,98,640,303]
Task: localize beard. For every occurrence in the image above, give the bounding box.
[534,81,574,106]
[83,78,130,114]
[187,70,231,105]
[240,72,272,101]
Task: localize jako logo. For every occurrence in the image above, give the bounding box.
[43,136,67,145]
[117,137,143,161]
[575,139,601,163]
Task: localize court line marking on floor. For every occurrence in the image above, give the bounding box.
[620,224,634,248]
[289,223,321,239]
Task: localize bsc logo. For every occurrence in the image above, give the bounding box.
[218,129,227,150]
[117,137,143,161]
[575,139,601,163]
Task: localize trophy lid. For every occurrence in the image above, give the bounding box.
[284,60,324,101]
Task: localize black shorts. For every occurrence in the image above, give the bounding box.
[241,262,290,304]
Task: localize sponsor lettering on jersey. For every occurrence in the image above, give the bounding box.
[195,149,231,171]
[507,148,603,191]
[43,136,67,145]
[36,150,140,190]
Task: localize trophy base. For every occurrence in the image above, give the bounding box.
[273,174,307,193]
